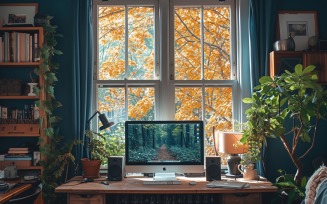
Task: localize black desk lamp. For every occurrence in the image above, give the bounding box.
[86,111,114,131]
[85,111,114,160]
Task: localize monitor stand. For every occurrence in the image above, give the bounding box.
[153,172,177,181]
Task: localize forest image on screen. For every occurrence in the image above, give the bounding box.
[127,123,202,164]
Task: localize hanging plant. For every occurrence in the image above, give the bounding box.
[35,16,77,204]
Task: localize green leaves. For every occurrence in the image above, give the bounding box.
[241,63,327,172]
[274,169,306,204]
[85,130,124,161]
[259,76,273,84]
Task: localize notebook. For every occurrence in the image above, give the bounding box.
[206,180,250,189]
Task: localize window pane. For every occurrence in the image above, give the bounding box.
[98,87,125,122]
[174,7,201,80]
[174,6,231,80]
[98,6,125,80]
[204,7,231,80]
[174,86,232,164]
[128,87,155,120]
[174,87,202,120]
[128,7,155,80]
[204,87,232,164]
[98,6,155,80]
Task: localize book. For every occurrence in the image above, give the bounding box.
[33,33,39,61]
[28,34,32,62]
[0,36,3,62]
[9,147,29,151]
[4,32,9,62]
[8,150,30,154]
[5,154,31,158]
[19,32,26,62]
[4,156,32,161]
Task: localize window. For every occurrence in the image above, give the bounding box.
[93,0,239,164]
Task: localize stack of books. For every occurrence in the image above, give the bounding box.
[7,147,30,156]
[3,147,32,168]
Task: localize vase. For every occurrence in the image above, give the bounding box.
[287,33,295,51]
[237,163,259,180]
[81,158,102,178]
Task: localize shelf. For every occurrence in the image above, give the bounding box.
[0,62,41,67]
[0,27,43,31]
[270,51,327,83]
[0,134,40,137]
[0,95,39,99]
[17,166,43,170]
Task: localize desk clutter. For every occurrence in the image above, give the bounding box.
[0,181,24,193]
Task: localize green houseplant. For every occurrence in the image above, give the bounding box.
[240,64,327,186]
[81,129,125,178]
[81,130,107,178]
[36,16,78,204]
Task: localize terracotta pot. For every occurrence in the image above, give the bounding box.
[81,158,102,178]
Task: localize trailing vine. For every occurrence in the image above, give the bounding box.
[35,16,76,204]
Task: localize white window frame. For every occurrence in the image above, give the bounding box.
[92,0,242,127]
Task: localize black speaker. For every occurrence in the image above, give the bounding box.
[206,156,221,181]
[107,156,124,181]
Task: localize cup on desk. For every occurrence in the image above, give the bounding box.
[237,164,259,180]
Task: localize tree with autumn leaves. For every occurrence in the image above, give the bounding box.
[97,5,232,162]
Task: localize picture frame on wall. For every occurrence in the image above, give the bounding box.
[277,11,318,51]
[0,3,38,27]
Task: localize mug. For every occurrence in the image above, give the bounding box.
[237,164,259,180]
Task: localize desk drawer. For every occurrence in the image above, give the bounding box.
[221,193,261,204]
[68,194,105,204]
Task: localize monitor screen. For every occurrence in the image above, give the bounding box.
[125,120,205,175]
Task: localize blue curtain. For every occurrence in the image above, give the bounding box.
[248,0,279,176]
[71,0,94,174]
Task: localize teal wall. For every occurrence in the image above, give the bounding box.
[265,0,327,182]
[0,0,76,146]
[1,0,326,182]
[278,0,327,39]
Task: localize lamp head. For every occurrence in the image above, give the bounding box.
[217,132,247,154]
[98,113,114,130]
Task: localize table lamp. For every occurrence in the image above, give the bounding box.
[216,132,247,178]
[85,111,114,160]
[86,111,114,131]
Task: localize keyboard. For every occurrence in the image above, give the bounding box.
[143,180,182,185]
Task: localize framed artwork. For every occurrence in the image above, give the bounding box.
[277,11,318,51]
[0,3,38,26]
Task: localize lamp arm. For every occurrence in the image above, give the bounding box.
[86,111,100,129]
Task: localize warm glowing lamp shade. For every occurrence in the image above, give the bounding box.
[217,132,247,178]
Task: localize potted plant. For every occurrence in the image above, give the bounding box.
[81,129,125,178]
[81,130,108,178]
[240,64,327,187]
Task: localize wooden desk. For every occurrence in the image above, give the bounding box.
[55,176,277,204]
[0,183,32,204]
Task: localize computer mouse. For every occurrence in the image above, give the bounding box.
[101,181,109,185]
[189,181,197,185]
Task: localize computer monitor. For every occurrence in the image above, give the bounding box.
[125,120,205,175]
